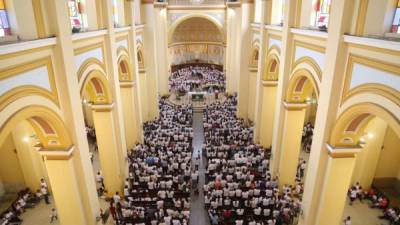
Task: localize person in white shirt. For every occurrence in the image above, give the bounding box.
[113,192,121,203]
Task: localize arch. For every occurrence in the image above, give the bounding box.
[330,103,400,147]
[80,70,113,105]
[117,49,134,82]
[137,47,145,69]
[263,49,280,81]
[169,14,224,44]
[330,93,400,147]
[0,103,72,149]
[76,58,107,82]
[286,61,321,102]
[249,42,260,68]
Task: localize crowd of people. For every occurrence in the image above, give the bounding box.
[169,66,225,95]
[107,98,195,225]
[301,122,314,154]
[348,183,400,224]
[0,179,57,225]
[202,96,302,225]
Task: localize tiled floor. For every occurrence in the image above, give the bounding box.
[13,141,110,225]
[343,200,389,225]
[189,111,211,225]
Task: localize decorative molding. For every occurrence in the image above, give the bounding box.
[154,2,168,7]
[291,28,328,41]
[344,35,400,56]
[342,54,400,107]
[326,143,362,158]
[32,0,46,38]
[262,80,278,87]
[265,25,283,32]
[283,101,308,110]
[91,103,115,112]
[71,30,108,42]
[0,38,56,60]
[120,81,136,88]
[115,26,132,33]
[226,1,241,7]
[39,146,75,160]
[0,57,59,111]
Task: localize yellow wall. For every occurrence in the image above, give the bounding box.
[375,126,400,178]
[248,71,257,122]
[82,103,95,127]
[5,0,38,39]
[259,85,277,148]
[351,117,387,188]
[12,121,49,192]
[0,133,25,191]
[138,72,149,121]
[0,178,4,197]
[363,0,395,36]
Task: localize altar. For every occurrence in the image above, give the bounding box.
[188,91,206,101]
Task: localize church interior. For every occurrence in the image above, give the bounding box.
[0,0,399,225]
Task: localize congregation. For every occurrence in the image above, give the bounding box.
[348,183,400,224]
[169,66,225,95]
[0,179,55,225]
[107,98,195,225]
[202,96,302,225]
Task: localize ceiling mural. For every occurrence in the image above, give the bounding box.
[171,17,223,43]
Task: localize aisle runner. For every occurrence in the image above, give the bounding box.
[189,112,211,225]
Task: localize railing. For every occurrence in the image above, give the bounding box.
[164,0,226,5]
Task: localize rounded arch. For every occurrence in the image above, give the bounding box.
[136,41,145,69]
[77,58,106,82]
[263,48,280,81]
[0,101,72,149]
[80,70,113,105]
[330,103,400,147]
[249,42,260,68]
[117,49,134,82]
[168,14,224,44]
[286,57,322,102]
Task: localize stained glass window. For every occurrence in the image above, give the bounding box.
[0,0,11,37]
[392,0,400,33]
[312,0,331,28]
[68,0,83,30]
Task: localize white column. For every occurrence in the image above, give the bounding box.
[299,0,355,224]
[270,0,297,175]
[127,1,144,143]
[253,0,268,143]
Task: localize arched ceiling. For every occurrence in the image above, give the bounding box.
[171,17,223,43]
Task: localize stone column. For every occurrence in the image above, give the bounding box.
[91,103,123,195]
[120,81,139,149]
[270,0,297,176]
[278,102,307,188]
[314,144,362,225]
[101,0,129,179]
[40,147,88,225]
[259,81,278,148]
[298,0,355,224]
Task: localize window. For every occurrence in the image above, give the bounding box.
[392,0,400,33]
[113,0,119,26]
[0,0,11,37]
[312,0,331,28]
[68,0,83,30]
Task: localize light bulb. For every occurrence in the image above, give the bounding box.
[23,137,29,143]
[367,133,374,138]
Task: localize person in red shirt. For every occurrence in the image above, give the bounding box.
[223,209,232,220]
[379,198,389,209]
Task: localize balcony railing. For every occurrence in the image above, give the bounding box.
[158,0,230,5]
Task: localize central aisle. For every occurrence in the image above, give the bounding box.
[190,111,210,225]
